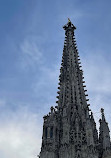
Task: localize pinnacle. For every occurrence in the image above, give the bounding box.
[101,108,106,121]
[101,108,104,114]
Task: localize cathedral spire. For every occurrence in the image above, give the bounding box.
[39,20,111,158]
[56,20,90,126]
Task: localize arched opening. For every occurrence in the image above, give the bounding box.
[50,127,53,138]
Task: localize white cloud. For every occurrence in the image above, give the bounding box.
[0,106,42,158]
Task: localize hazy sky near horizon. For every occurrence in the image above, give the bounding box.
[0,0,111,158]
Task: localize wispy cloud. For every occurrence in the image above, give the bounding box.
[0,105,42,158]
[19,37,43,70]
[32,62,60,99]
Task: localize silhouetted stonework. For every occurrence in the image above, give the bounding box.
[39,19,111,158]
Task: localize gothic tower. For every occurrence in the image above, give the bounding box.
[39,19,111,158]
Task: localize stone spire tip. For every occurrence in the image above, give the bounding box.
[63,18,76,30]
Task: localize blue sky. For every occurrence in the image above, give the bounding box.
[0,0,111,157]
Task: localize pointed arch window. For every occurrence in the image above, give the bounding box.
[50,127,53,138]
